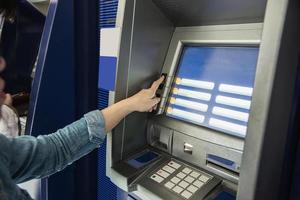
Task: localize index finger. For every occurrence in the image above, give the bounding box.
[150,75,165,92]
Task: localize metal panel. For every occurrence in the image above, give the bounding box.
[155,24,262,153]
[238,0,300,199]
[172,131,242,183]
[106,0,300,200]
[152,0,267,26]
[112,0,174,166]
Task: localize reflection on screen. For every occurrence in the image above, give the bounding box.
[166,46,259,138]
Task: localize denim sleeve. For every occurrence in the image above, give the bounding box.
[6,110,106,184]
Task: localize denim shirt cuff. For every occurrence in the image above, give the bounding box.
[84,110,106,145]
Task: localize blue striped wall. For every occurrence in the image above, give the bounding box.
[97,0,119,200]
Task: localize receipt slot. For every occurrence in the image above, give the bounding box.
[106,0,300,200]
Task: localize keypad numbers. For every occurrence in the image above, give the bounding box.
[149,160,212,199]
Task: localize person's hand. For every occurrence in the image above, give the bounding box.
[127,76,164,112]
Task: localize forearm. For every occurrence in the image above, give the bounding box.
[102,99,134,132]
[7,111,106,183]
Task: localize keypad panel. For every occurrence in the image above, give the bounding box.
[149,160,212,199]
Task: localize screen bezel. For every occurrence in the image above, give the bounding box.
[156,23,262,151]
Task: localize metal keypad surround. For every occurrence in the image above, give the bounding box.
[150,160,213,199]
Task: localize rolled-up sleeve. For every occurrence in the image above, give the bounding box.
[6,110,106,184]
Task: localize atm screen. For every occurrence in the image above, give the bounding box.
[166,46,259,138]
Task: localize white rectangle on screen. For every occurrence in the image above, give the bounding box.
[177,78,215,90]
[170,98,208,112]
[209,118,247,136]
[212,106,249,122]
[219,84,253,96]
[168,108,205,124]
[215,95,251,110]
[173,88,211,101]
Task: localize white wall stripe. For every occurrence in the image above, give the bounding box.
[100,28,121,57]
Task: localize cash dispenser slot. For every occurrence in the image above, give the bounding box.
[206,154,240,179]
[147,123,173,154]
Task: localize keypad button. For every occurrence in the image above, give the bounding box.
[168,161,181,169]
[164,181,175,189]
[172,185,184,194]
[150,174,164,183]
[157,170,170,178]
[181,190,193,199]
[199,175,210,183]
[179,180,189,189]
[163,165,176,174]
[184,176,195,183]
[182,167,192,174]
[187,185,198,193]
[171,176,181,184]
[190,171,200,178]
[193,180,204,188]
[176,172,186,179]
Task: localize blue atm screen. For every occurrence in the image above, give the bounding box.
[166,46,259,138]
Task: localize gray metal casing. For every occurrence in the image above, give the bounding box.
[106,0,300,200]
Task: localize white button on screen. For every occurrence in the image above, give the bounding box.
[170,97,208,112]
[212,106,249,122]
[209,118,247,136]
[219,84,253,97]
[176,78,215,90]
[215,95,251,110]
[173,88,211,101]
[168,108,205,124]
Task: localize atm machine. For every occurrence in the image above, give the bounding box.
[106,0,300,200]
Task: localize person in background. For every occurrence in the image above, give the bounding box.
[0,56,20,137]
[0,78,20,137]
